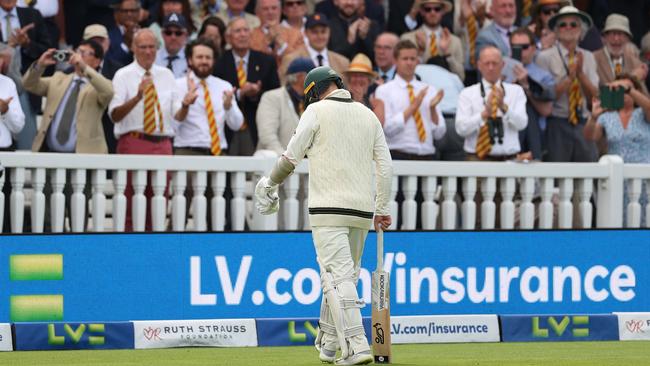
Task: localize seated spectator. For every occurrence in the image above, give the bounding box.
[217,0,261,30]
[213,17,280,155]
[150,0,197,47]
[106,0,141,67]
[536,6,599,162]
[0,57,24,150]
[373,32,399,83]
[477,0,517,57]
[155,13,191,78]
[593,14,648,93]
[376,40,446,161]
[456,46,528,161]
[256,57,314,155]
[0,43,22,94]
[584,76,650,226]
[343,53,381,114]
[198,16,227,58]
[506,28,556,161]
[326,0,381,61]
[250,0,304,64]
[528,0,570,50]
[24,41,113,154]
[280,13,349,83]
[316,0,385,30]
[401,0,465,81]
[281,0,308,43]
[642,31,650,92]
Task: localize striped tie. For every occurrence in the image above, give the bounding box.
[467,13,478,67]
[521,0,532,18]
[237,59,247,88]
[614,61,623,77]
[568,51,581,125]
[201,80,222,156]
[407,83,426,142]
[429,32,438,58]
[476,85,497,159]
[143,72,163,134]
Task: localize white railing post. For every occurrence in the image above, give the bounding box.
[421,176,438,230]
[519,177,535,229]
[91,169,107,232]
[31,168,46,233]
[230,172,246,231]
[211,172,226,231]
[401,176,417,230]
[283,174,300,230]
[171,171,187,231]
[626,179,642,228]
[70,169,86,232]
[480,177,496,229]
[441,177,457,230]
[461,177,477,230]
[151,170,167,232]
[578,178,594,228]
[50,168,66,232]
[597,155,624,228]
[10,167,25,233]
[113,169,127,232]
[558,178,573,229]
[191,171,207,231]
[538,178,554,229]
[500,177,516,229]
[132,170,147,232]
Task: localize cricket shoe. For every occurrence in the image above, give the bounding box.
[334,351,373,365]
[319,348,336,363]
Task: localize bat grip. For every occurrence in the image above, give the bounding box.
[377,227,383,270]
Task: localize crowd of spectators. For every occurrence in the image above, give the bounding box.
[1,0,650,230]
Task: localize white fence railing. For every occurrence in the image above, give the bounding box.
[0,152,646,234]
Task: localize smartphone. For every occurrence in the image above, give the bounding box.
[599,85,624,110]
[511,45,522,62]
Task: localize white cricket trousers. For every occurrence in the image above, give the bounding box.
[312,225,370,354]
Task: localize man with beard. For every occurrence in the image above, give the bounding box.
[326,0,380,60]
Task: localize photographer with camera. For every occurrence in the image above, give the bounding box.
[584,75,650,226]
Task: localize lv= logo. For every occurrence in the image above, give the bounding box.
[9,254,64,322]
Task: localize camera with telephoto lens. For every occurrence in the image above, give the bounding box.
[52,50,72,63]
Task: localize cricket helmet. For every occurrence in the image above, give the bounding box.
[303,66,345,108]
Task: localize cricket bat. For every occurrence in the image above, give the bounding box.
[371,227,391,364]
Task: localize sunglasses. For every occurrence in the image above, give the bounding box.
[541,6,560,16]
[163,30,186,37]
[422,6,443,13]
[511,44,531,50]
[284,0,304,6]
[558,21,579,29]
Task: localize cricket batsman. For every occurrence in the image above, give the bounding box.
[255,66,393,365]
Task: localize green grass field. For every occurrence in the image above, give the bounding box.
[1,342,649,366]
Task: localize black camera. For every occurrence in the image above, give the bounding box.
[487,117,504,145]
[52,50,72,63]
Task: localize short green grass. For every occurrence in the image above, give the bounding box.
[1,342,649,366]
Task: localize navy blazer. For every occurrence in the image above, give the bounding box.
[10,7,52,73]
[106,26,134,67]
[214,50,280,145]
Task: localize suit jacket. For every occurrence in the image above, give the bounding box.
[106,26,134,67]
[249,26,304,65]
[315,0,386,30]
[593,47,648,93]
[214,50,280,146]
[401,26,465,81]
[327,12,381,61]
[476,23,511,59]
[280,46,350,84]
[256,86,300,155]
[13,6,52,73]
[23,64,113,154]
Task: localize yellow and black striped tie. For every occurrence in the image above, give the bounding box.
[237,59,247,88]
[568,51,581,125]
[407,83,426,142]
[143,72,162,134]
[476,85,497,159]
[521,0,532,18]
[201,80,221,156]
[429,33,438,58]
[467,13,478,67]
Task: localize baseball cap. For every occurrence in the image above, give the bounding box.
[305,13,329,29]
[287,57,315,75]
[83,24,109,40]
[163,12,189,29]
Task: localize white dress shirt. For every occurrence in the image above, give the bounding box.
[155,48,187,79]
[0,74,24,148]
[0,7,20,43]
[109,62,182,138]
[46,76,87,152]
[173,73,244,150]
[455,79,528,156]
[375,74,446,156]
[306,44,329,67]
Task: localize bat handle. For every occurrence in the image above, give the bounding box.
[377,227,383,270]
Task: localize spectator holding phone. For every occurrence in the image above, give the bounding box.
[584,75,650,226]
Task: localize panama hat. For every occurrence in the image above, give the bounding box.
[548,5,593,30]
[344,54,377,78]
[419,0,453,13]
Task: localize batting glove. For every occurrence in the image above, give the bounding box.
[255,176,279,215]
